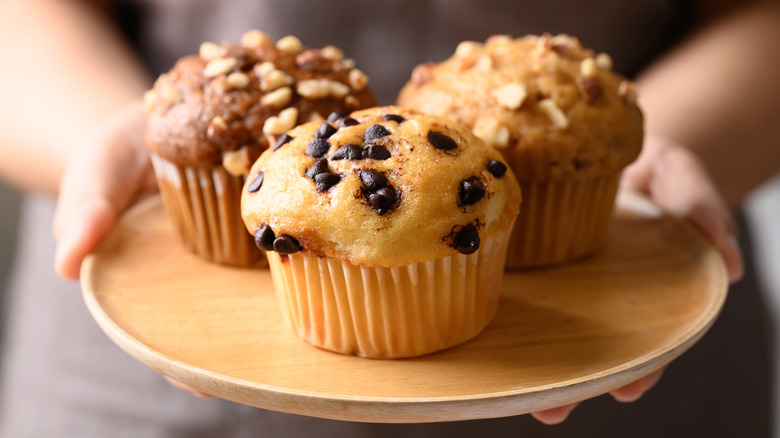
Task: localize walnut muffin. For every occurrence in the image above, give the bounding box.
[241,106,520,358]
[397,33,643,268]
[145,30,377,267]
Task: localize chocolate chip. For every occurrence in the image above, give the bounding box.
[254,224,275,251]
[487,160,507,178]
[363,144,391,160]
[459,178,486,205]
[428,131,457,150]
[304,159,330,179]
[327,111,348,123]
[454,225,480,254]
[358,169,388,191]
[247,171,264,192]
[368,192,394,215]
[314,123,337,139]
[341,117,359,127]
[314,172,341,192]
[381,114,405,124]
[306,138,330,158]
[273,235,302,254]
[331,144,363,160]
[364,124,391,142]
[272,134,293,151]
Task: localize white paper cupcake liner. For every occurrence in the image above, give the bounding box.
[266,229,512,359]
[150,153,264,267]
[506,174,620,269]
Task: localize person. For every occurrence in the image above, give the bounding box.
[0,0,777,436]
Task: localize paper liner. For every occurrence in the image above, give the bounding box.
[266,230,511,359]
[150,154,264,267]
[506,174,620,269]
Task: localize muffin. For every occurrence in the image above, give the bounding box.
[397,34,643,268]
[241,106,521,358]
[145,30,377,267]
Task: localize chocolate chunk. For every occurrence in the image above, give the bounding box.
[364,124,391,142]
[341,117,359,127]
[428,131,457,150]
[381,114,405,124]
[363,144,391,160]
[272,133,293,151]
[368,193,394,215]
[304,159,330,179]
[314,123,337,139]
[314,172,341,192]
[327,111,348,123]
[577,76,603,103]
[487,160,507,178]
[254,224,275,251]
[247,171,264,192]
[454,225,480,254]
[459,178,486,206]
[306,138,330,158]
[331,144,363,160]
[358,169,388,191]
[273,235,302,254]
[374,186,395,199]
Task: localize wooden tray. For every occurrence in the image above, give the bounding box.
[81,191,727,423]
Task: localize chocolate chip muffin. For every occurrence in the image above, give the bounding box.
[144,30,377,267]
[397,34,644,268]
[241,106,520,358]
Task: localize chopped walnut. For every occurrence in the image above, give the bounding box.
[240,30,272,48]
[539,99,569,129]
[473,117,510,148]
[261,69,294,92]
[320,45,344,62]
[261,87,292,108]
[222,147,251,176]
[580,57,598,78]
[263,107,299,135]
[618,80,638,104]
[595,53,613,70]
[348,69,369,91]
[492,82,527,110]
[199,42,223,61]
[276,35,303,55]
[203,57,237,78]
[455,41,482,58]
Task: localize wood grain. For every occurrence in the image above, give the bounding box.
[81,190,727,423]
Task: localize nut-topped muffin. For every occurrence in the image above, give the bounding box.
[144,30,377,267]
[398,33,644,268]
[241,106,520,358]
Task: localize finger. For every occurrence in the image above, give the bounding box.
[609,367,666,403]
[530,402,580,425]
[53,100,154,280]
[163,376,214,399]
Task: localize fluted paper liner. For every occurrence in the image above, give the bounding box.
[506,174,620,269]
[266,230,512,359]
[150,154,264,267]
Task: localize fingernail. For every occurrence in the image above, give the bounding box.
[54,225,79,280]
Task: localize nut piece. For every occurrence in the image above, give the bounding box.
[580,57,598,78]
[455,41,482,57]
[226,72,250,90]
[539,99,569,129]
[143,89,155,114]
[199,42,223,61]
[618,80,639,104]
[411,63,432,87]
[222,147,251,176]
[254,61,276,77]
[297,79,350,99]
[276,35,303,55]
[348,69,369,91]
[159,82,181,106]
[320,45,344,62]
[328,81,350,98]
[473,117,510,148]
[241,29,272,48]
[492,82,527,110]
[344,95,360,109]
[261,69,294,92]
[203,57,237,78]
[261,86,292,108]
[340,58,356,69]
[307,111,325,122]
[474,55,493,71]
[207,116,228,138]
[262,107,299,135]
[595,53,613,70]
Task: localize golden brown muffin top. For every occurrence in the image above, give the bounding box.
[241,106,521,267]
[397,34,644,181]
[144,30,377,174]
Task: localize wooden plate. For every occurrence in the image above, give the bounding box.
[81,191,727,423]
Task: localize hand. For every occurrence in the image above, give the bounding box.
[53,99,157,280]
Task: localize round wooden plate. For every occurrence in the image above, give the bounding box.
[81,191,727,423]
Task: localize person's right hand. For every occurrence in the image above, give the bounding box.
[53,99,157,280]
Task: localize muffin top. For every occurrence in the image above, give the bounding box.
[241,106,521,267]
[145,30,377,175]
[397,34,644,181]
